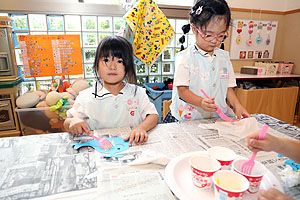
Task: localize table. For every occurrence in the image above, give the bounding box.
[235,73,300,81]
[0,114,300,200]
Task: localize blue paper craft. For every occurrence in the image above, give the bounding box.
[72,137,130,158]
[278,154,300,172]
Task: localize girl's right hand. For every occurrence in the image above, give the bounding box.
[69,117,91,135]
[200,97,218,112]
[246,131,279,153]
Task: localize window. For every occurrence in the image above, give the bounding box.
[9,11,192,93]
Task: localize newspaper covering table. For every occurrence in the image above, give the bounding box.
[0,114,299,200]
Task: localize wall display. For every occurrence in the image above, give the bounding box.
[19,35,83,77]
[230,19,278,60]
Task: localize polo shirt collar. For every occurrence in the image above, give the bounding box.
[193,44,217,59]
[92,81,125,99]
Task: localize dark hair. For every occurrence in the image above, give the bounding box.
[93,36,137,84]
[179,0,231,50]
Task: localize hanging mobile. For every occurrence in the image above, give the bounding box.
[236,21,243,44]
[246,20,254,46]
[266,21,272,45]
[256,10,263,44]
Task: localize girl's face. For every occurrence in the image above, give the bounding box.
[98,56,125,86]
[192,17,228,54]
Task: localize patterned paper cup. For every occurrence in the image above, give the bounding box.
[189,155,221,190]
[208,146,236,170]
[232,159,266,194]
[213,170,249,200]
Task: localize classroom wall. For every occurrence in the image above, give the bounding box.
[278,12,300,74]
[227,0,292,12]
[225,11,285,72]
[1,0,300,74]
[226,11,300,74]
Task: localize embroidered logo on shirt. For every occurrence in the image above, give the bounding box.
[130,111,135,116]
[220,67,229,79]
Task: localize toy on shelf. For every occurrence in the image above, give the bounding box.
[15,77,91,135]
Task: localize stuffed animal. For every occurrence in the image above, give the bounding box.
[66,77,90,98]
[16,90,48,108]
[50,75,71,93]
[45,78,90,106]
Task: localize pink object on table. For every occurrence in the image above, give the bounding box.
[200,89,237,122]
[241,124,268,175]
[83,130,113,151]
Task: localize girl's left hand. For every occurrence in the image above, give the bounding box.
[124,127,148,146]
[258,188,294,200]
[234,104,250,120]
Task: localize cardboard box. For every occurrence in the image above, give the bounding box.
[240,66,266,75]
[236,86,299,124]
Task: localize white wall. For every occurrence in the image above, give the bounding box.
[227,0,299,12]
[0,0,300,13]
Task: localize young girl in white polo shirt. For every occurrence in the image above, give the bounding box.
[165,0,250,122]
[64,36,159,146]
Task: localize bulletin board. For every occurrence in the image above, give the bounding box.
[229,19,278,60]
[19,35,83,78]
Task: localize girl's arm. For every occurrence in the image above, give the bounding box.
[247,131,300,164]
[177,86,217,112]
[124,114,159,146]
[226,87,250,119]
[273,137,300,164]
[136,114,159,132]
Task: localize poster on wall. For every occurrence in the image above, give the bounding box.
[230,19,278,60]
[19,35,83,78]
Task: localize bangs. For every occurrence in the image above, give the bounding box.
[99,38,125,59]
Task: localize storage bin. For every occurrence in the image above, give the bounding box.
[16,105,71,135]
[277,62,294,74]
[265,62,279,75]
[144,82,172,122]
[236,86,299,124]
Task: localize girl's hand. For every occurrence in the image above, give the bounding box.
[258,188,294,200]
[234,104,250,120]
[246,131,279,153]
[69,117,90,135]
[124,127,148,146]
[200,97,218,112]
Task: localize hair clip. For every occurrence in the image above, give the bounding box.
[195,6,203,15]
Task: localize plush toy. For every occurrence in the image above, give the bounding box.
[50,75,71,93]
[66,77,90,98]
[45,78,90,106]
[16,90,48,108]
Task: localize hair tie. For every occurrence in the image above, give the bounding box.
[182,24,190,34]
[195,6,203,15]
[190,5,203,15]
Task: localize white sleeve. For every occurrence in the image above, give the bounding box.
[66,93,88,119]
[139,88,158,119]
[228,62,237,88]
[173,53,189,87]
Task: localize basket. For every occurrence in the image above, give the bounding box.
[144,83,172,122]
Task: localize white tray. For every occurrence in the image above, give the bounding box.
[165,151,283,200]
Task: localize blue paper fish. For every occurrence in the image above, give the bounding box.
[72,137,130,158]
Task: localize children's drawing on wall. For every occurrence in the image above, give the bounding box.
[230,20,278,60]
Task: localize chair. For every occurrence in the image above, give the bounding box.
[162,99,172,120]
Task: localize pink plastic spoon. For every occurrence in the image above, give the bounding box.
[200,89,237,122]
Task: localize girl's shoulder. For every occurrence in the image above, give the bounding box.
[214,48,230,58]
[124,83,147,96]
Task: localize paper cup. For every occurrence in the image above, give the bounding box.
[189,155,221,190]
[213,170,249,200]
[208,146,236,170]
[232,159,266,194]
